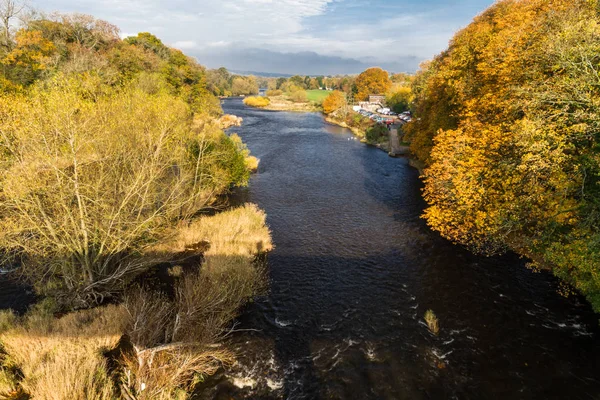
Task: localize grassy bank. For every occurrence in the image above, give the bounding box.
[263,95,320,112]
[306,90,330,103]
[0,204,272,400]
[243,92,321,113]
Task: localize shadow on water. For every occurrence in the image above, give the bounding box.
[205,97,600,400]
[0,276,35,314]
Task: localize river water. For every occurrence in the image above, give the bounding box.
[199,98,600,400]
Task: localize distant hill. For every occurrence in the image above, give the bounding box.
[229,69,294,78]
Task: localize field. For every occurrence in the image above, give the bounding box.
[306,89,330,103]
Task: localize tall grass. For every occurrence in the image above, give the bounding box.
[154,203,272,258]
[0,204,273,399]
[0,305,127,399]
[123,204,272,397]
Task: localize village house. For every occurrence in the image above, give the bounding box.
[358,94,386,112]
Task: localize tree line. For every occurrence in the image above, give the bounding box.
[404,0,600,311]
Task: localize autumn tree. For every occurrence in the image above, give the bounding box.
[406,0,600,310]
[0,16,256,306]
[354,67,391,101]
[1,28,55,85]
[0,0,26,50]
[386,86,413,113]
[0,75,251,306]
[322,90,346,114]
[230,75,258,96]
[289,75,306,89]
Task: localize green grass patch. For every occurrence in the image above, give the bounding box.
[306,90,330,103]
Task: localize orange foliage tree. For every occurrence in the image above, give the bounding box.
[322,90,347,114]
[407,0,600,310]
[354,67,391,101]
[2,30,56,84]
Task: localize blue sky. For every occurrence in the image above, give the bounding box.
[32,0,495,75]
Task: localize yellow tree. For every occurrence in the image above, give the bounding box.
[408,0,600,310]
[354,67,391,101]
[322,90,346,114]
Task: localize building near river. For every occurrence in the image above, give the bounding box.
[368,95,386,105]
[358,95,386,112]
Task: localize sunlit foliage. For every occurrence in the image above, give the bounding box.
[322,90,347,114]
[354,67,391,101]
[0,13,255,306]
[407,0,600,310]
[243,95,270,107]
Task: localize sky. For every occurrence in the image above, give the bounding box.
[32,0,496,75]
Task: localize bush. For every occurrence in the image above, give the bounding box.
[288,90,308,103]
[266,89,282,96]
[243,96,270,108]
[365,124,389,144]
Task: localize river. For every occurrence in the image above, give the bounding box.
[199,98,600,399]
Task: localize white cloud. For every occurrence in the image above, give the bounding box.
[34,0,336,49]
[173,40,197,49]
[31,0,494,73]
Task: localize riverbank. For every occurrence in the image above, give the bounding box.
[324,115,366,138]
[0,204,272,399]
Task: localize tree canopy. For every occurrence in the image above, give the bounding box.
[354,67,391,101]
[0,11,254,306]
[405,0,600,311]
[322,90,346,114]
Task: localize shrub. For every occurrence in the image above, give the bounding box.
[288,90,308,103]
[266,89,282,96]
[365,124,389,144]
[243,96,270,108]
[245,155,260,172]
